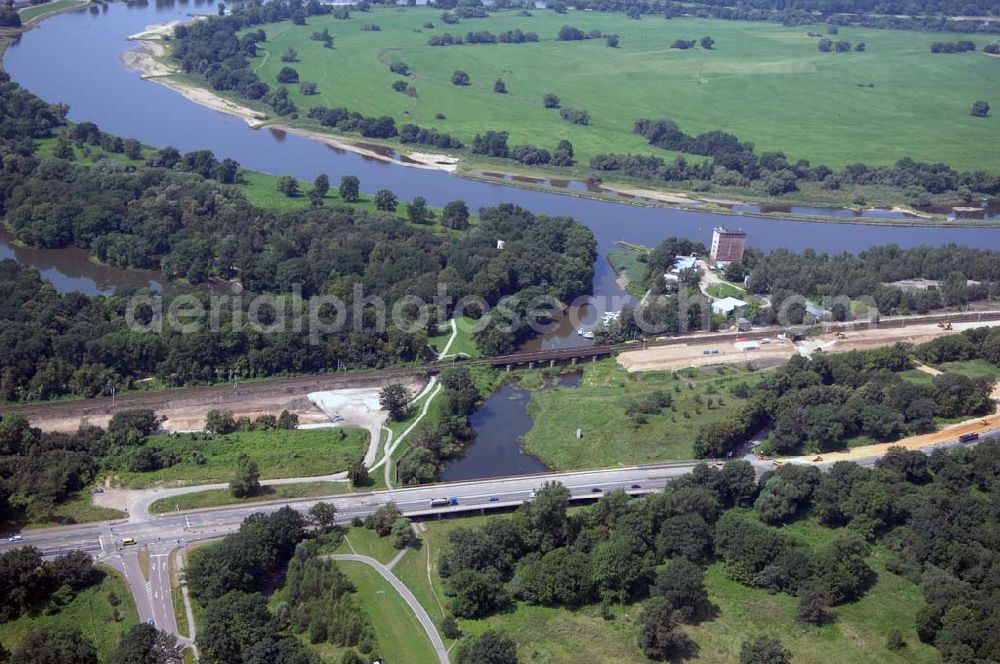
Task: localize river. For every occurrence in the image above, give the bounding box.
[4,0,1000,319]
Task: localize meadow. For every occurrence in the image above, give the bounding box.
[115,427,368,487]
[393,511,939,664]
[523,360,763,468]
[247,8,999,172]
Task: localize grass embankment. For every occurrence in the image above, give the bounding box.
[428,316,481,358]
[608,246,649,297]
[17,0,86,24]
[114,428,368,487]
[148,480,350,514]
[17,490,125,529]
[396,512,938,664]
[523,359,763,468]
[227,8,997,175]
[0,567,139,659]
[706,282,748,299]
[334,526,403,565]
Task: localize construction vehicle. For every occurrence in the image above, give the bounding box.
[813,456,823,463]
[835,331,847,340]
[938,321,953,330]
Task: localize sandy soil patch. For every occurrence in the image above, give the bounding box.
[598,184,696,205]
[786,411,1000,464]
[618,339,796,372]
[797,320,1000,356]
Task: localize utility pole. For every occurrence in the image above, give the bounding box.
[107,381,116,407]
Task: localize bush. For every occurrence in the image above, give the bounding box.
[277,66,299,83]
[451,70,470,86]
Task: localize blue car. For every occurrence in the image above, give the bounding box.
[488,496,499,502]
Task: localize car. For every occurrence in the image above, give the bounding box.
[91,488,104,494]
[528,490,538,499]
[591,487,603,493]
[488,496,499,502]
[146,619,155,627]
[121,537,137,546]
[630,484,642,490]
[8,535,22,542]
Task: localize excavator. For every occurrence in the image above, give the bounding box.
[937,321,953,330]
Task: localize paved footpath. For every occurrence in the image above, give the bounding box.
[325,553,449,664]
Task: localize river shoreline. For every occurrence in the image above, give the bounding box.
[116,18,998,228]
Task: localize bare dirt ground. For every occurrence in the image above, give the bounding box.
[619,319,1000,373]
[786,411,1000,465]
[619,339,796,372]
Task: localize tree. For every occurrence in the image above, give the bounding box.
[494,78,507,94]
[380,384,412,420]
[637,597,694,661]
[796,581,833,625]
[368,503,402,536]
[543,93,560,108]
[451,70,470,86]
[204,410,236,435]
[374,189,398,211]
[230,453,260,498]
[740,636,790,664]
[724,261,745,282]
[347,461,370,487]
[441,200,470,230]
[407,196,430,225]
[313,173,330,199]
[606,35,619,47]
[812,535,873,604]
[455,629,518,664]
[108,624,182,664]
[196,591,274,663]
[308,502,337,532]
[276,176,299,197]
[338,175,360,202]
[651,558,708,622]
[700,35,715,49]
[390,518,415,549]
[11,626,97,664]
[446,569,508,618]
[280,48,298,62]
[818,38,833,52]
[441,614,462,640]
[276,66,299,83]
[123,139,142,160]
[970,100,990,117]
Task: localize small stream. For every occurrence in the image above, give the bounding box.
[440,371,582,481]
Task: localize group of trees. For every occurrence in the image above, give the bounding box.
[396,367,481,484]
[670,35,714,49]
[472,130,576,167]
[0,410,170,525]
[817,38,862,51]
[738,243,1000,318]
[695,338,996,458]
[930,39,976,52]
[588,116,1000,200]
[1,623,182,664]
[428,28,538,45]
[0,548,100,622]
[0,128,594,397]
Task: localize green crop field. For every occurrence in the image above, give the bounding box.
[244,8,999,172]
[114,427,368,487]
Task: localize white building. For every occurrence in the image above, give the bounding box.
[712,297,748,316]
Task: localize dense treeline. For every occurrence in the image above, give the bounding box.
[0,410,164,525]
[435,441,1000,661]
[740,244,1000,317]
[428,27,539,44]
[694,333,997,458]
[187,508,380,663]
[397,367,481,484]
[589,118,1000,202]
[1,195,593,397]
[0,547,101,621]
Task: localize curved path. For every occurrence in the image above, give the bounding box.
[324,553,449,664]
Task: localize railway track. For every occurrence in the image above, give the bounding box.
[3,309,998,421]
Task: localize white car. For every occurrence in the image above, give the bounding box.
[8,535,22,542]
[528,490,538,499]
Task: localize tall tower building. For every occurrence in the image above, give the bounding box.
[709,226,747,265]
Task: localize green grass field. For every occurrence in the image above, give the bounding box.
[334,526,402,565]
[17,0,86,24]
[394,512,938,664]
[522,360,763,468]
[18,490,125,529]
[337,560,439,664]
[242,8,998,172]
[148,480,350,514]
[113,428,368,487]
[0,567,139,659]
[428,316,481,358]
